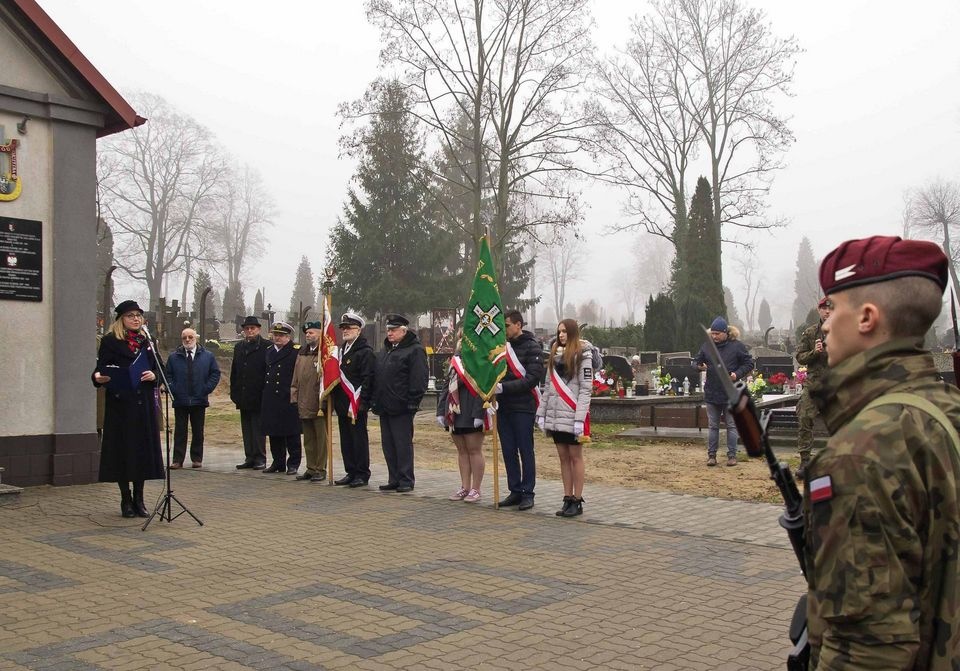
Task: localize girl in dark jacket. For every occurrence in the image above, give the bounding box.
[92,300,165,518]
[437,334,487,502]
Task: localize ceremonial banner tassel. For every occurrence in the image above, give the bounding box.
[461,235,508,507]
[320,293,340,482]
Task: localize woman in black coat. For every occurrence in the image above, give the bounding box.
[92,300,165,517]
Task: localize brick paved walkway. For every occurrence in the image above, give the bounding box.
[0,435,806,670]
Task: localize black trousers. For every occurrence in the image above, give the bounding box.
[268,434,302,469]
[336,410,370,481]
[239,410,267,465]
[380,413,415,487]
[173,405,206,464]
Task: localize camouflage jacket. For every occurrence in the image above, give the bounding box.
[806,339,960,669]
[796,320,829,384]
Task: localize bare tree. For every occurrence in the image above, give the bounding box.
[537,233,584,326]
[361,0,592,266]
[905,179,960,300]
[212,164,274,294]
[97,92,228,307]
[591,0,797,269]
[732,246,760,331]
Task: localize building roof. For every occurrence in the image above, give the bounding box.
[10,0,145,137]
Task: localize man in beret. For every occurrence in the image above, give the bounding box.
[230,316,270,469]
[261,321,302,475]
[333,312,375,487]
[371,314,428,492]
[804,235,960,669]
[793,297,832,480]
[291,321,327,482]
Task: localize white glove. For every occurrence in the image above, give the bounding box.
[537,416,545,431]
[436,415,447,428]
[573,420,584,437]
[495,383,503,394]
[473,418,484,429]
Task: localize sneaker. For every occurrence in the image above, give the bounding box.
[448,487,469,501]
[726,456,737,467]
[706,456,717,467]
[463,489,481,503]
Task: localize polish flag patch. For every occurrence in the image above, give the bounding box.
[809,475,834,503]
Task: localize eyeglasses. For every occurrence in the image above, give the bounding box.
[122,313,144,320]
[181,336,196,341]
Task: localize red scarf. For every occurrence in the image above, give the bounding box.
[125,329,144,354]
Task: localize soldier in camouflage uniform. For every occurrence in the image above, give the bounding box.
[794,297,832,479]
[805,235,960,669]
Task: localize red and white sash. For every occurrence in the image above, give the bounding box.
[449,355,495,431]
[338,346,361,421]
[505,343,541,408]
[549,366,590,439]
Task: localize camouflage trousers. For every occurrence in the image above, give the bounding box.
[796,389,819,462]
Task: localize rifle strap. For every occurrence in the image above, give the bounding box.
[862,392,960,455]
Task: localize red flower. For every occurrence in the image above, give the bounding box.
[768,372,789,386]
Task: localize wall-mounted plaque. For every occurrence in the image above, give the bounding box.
[0,216,42,301]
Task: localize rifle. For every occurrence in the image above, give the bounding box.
[700,327,810,670]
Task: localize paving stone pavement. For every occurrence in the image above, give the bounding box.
[0,427,807,670]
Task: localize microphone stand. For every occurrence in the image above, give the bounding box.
[140,325,203,531]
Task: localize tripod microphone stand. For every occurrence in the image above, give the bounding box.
[141,325,203,531]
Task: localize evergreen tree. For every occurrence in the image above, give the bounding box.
[330,79,456,318]
[254,289,264,316]
[723,286,743,330]
[192,268,213,314]
[758,298,773,332]
[210,287,223,322]
[672,177,726,351]
[222,282,245,329]
[644,293,677,352]
[288,255,316,323]
[791,237,820,329]
[96,218,114,322]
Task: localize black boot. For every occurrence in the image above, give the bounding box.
[561,497,584,518]
[118,482,135,518]
[132,480,149,518]
[555,495,574,517]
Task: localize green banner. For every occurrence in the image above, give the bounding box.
[461,236,507,401]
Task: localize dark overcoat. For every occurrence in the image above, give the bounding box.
[333,335,376,416]
[371,330,428,416]
[92,333,165,482]
[230,336,270,411]
[260,342,302,436]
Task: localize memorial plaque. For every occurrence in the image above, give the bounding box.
[0,216,42,301]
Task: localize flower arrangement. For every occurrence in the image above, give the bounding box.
[767,371,789,392]
[794,367,808,385]
[747,373,767,400]
[592,365,625,398]
[652,366,673,392]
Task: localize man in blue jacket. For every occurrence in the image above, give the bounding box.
[693,317,754,467]
[166,328,221,469]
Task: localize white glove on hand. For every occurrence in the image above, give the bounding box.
[573,420,584,437]
[473,418,484,429]
[495,383,503,394]
[436,415,447,428]
[537,416,545,431]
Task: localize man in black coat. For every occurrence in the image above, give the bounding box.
[333,312,376,487]
[230,316,270,469]
[371,314,428,492]
[260,321,302,475]
[495,311,545,510]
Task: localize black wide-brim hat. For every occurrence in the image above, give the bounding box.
[241,316,262,328]
[114,300,143,318]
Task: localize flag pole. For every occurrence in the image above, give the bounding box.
[325,292,335,484]
[492,411,500,509]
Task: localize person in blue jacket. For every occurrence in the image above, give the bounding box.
[165,328,221,469]
[693,317,754,466]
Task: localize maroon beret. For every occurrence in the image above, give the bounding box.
[817,296,829,308]
[819,235,948,295]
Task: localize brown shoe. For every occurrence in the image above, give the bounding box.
[192,462,202,469]
[169,462,182,470]
[706,456,717,467]
[726,457,737,467]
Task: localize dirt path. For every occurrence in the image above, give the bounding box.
[202,387,787,504]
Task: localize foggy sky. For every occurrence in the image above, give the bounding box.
[38,0,960,329]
